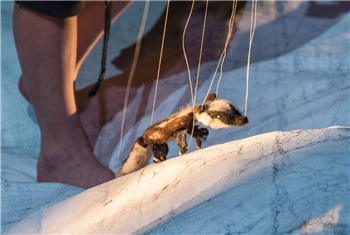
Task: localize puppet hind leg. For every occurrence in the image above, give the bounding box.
[152,143,169,163]
[188,125,209,149]
[116,137,151,177]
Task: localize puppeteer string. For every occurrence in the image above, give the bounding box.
[117,0,150,164]
[202,0,238,105]
[150,0,171,125]
[244,0,257,116]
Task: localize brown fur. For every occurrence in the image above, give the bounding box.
[143,106,199,145]
[116,94,248,177]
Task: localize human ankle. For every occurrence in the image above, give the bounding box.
[18,76,31,102]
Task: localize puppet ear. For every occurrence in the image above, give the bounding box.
[200,105,208,112]
[205,93,217,103]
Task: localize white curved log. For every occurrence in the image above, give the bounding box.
[5,127,349,234]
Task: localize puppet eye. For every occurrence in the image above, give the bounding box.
[217,115,221,119]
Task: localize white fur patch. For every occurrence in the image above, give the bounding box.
[195,113,211,127]
[149,107,193,129]
[148,131,164,141]
[207,100,231,112]
[154,107,193,129]
[179,107,194,115]
[195,113,231,129]
[156,122,168,128]
[208,119,232,129]
[116,142,151,177]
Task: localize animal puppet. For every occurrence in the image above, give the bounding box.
[116,93,248,177]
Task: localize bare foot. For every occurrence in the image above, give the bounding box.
[18,76,30,102]
[19,76,115,188]
[37,140,115,189]
[35,112,115,188]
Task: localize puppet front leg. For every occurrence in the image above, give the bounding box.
[188,125,209,149]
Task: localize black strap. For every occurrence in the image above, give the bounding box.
[88,0,112,97]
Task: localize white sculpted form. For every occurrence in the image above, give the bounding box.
[5,127,349,234]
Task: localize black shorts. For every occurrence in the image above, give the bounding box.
[15,1,86,19]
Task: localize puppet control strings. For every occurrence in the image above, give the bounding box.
[183,0,257,147]
[184,0,208,148]
[117,0,257,164]
[201,0,238,107]
[117,1,150,163]
[245,0,257,117]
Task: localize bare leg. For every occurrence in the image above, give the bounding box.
[17,1,132,147]
[74,1,132,147]
[18,1,131,98]
[13,4,123,188]
[76,1,132,71]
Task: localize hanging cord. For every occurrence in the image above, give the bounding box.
[244,0,257,116]
[89,0,112,97]
[150,0,170,125]
[215,0,237,97]
[192,0,209,108]
[201,0,238,106]
[182,0,196,105]
[117,0,150,164]
[188,0,209,149]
